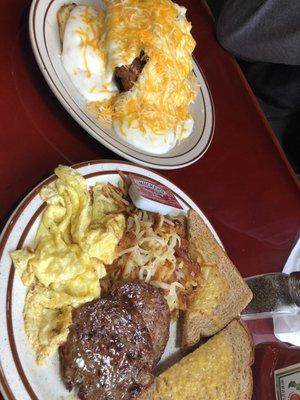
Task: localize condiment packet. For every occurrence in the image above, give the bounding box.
[273,237,300,346]
[128,174,183,215]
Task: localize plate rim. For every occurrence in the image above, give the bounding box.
[0,160,222,400]
[28,0,215,170]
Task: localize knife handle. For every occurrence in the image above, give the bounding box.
[289,271,300,306]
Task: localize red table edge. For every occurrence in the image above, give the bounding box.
[233,63,299,189]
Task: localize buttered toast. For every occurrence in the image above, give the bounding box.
[182,210,253,347]
[142,319,254,400]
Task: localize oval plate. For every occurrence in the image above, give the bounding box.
[29,0,215,170]
[0,160,222,400]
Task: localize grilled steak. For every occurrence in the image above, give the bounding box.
[60,297,155,400]
[115,51,148,91]
[111,280,170,363]
[60,281,170,400]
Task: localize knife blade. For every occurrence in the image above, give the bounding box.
[241,272,300,320]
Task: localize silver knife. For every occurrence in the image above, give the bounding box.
[241,272,300,319]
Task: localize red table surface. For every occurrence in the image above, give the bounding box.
[0,0,299,399]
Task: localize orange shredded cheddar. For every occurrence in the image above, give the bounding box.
[85,0,197,138]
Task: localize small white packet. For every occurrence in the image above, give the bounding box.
[128,174,183,215]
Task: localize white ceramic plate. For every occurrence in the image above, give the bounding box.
[0,160,222,400]
[29,0,215,170]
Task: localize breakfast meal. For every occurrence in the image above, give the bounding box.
[57,0,198,154]
[11,165,254,399]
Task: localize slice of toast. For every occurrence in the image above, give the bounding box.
[182,210,252,347]
[57,3,76,43]
[140,319,254,400]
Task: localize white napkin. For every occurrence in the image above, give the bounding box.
[273,237,300,346]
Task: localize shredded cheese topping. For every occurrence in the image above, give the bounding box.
[87,0,197,138]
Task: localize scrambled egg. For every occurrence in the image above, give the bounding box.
[11,166,125,365]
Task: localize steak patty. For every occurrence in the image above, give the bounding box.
[115,51,148,91]
[111,280,170,363]
[60,281,170,400]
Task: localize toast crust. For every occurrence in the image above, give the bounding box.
[182,210,252,347]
